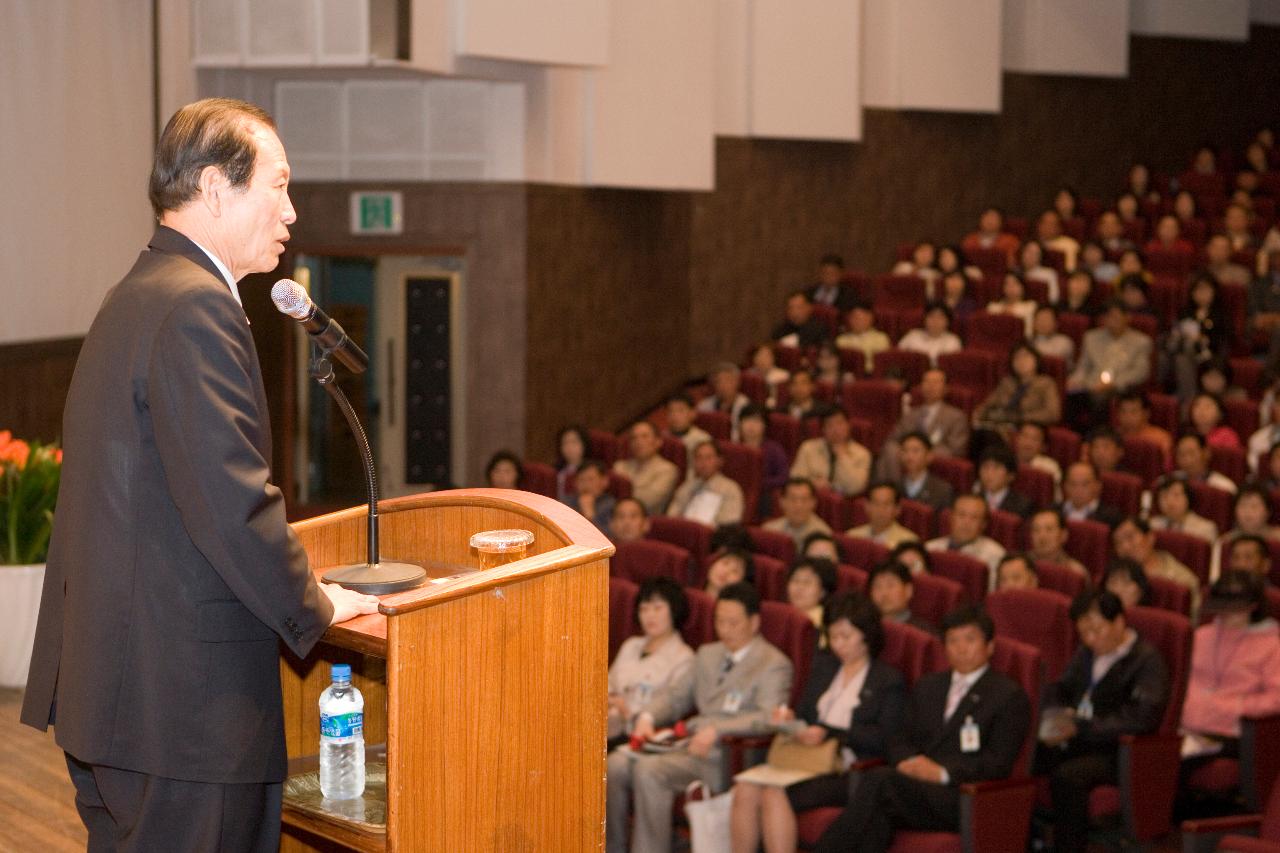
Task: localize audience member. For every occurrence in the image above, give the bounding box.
[1223,535,1272,582]
[1030,305,1075,368]
[666,441,745,527]
[808,254,859,313]
[783,369,821,421]
[894,432,956,511]
[1204,233,1251,286]
[608,578,695,742]
[814,342,853,392]
[610,497,651,543]
[962,206,1021,266]
[738,404,790,512]
[1037,209,1080,271]
[891,241,941,289]
[731,593,906,853]
[835,301,890,374]
[606,583,792,853]
[926,494,1007,576]
[1145,214,1195,256]
[565,459,617,531]
[867,561,934,633]
[938,271,978,324]
[748,345,790,408]
[988,272,1039,335]
[974,344,1062,436]
[1035,590,1169,853]
[614,421,680,515]
[1059,461,1124,528]
[1056,269,1099,318]
[705,548,756,598]
[995,553,1039,591]
[1222,203,1256,252]
[555,424,590,500]
[1013,421,1062,494]
[879,369,969,480]
[485,449,523,489]
[1148,474,1218,543]
[1016,241,1060,303]
[1247,395,1280,473]
[791,408,871,497]
[891,541,933,576]
[773,291,831,349]
[1247,249,1280,377]
[764,478,833,548]
[812,606,1031,853]
[1163,273,1229,402]
[786,557,839,632]
[1114,390,1173,468]
[1095,209,1135,254]
[1173,432,1237,494]
[698,362,752,436]
[1082,427,1127,476]
[1117,273,1155,318]
[1112,516,1201,615]
[1215,487,1280,571]
[1080,240,1120,285]
[802,532,842,564]
[1187,393,1243,451]
[1027,508,1089,577]
[1065,300,1152,432]
[665,393,712,464]
[974,445,1036,519]
[897,302,963,367]
[847,482,919,547]
[1103,557,1153,608]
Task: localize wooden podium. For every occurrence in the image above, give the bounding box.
[277,489,614,852]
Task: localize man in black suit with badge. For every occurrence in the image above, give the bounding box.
[814,605,1031,852]
[21,98,380,851]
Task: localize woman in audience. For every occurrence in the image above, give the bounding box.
[897,302,962,367]
[1127,163,1161,204]
[938,269,978,324]
[1053,187,1079,224]
[1117,248,1148,281]
[936,245,983,285]
[986,271,1039,335]
[1030,305,1075,368]
[786,557,839,633]
[749,344,791,407]
[1149,474,1219,543]
[891,240,940,290]
[1145,214,1195,256]
[1016,240,1060,303]
[974,343,1061,434]
[1080,240,1120,284]
[1117,273,1155,319]
[1103,557,1153,608]
[815,341,854,390]
[607,577,695,742]
[1164,273,1229,403]
[1198,360,1247,405]
[705,547,755,597]
[730,593,906,853]
[890,540,932,576]
[1212,485,1280,580]
[739,404,790,512]
[1187,392,1243,451]
[1055,269,1099,318]
[1172,190,1200,230]
[1115,192,1145,229]
[484,450,523,489]
[1179,571,1280,785]
[555,424,590,499]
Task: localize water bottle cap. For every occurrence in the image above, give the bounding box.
[331,663,352,681]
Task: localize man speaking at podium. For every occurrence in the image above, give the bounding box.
[20,98,380,851]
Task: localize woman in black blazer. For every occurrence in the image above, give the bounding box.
[730,592,907,853]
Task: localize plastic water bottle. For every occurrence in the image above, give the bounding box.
[319,663,365,799]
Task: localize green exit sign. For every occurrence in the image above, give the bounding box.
[350,191,403,235]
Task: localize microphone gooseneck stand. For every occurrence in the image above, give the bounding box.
[309,349,426,595]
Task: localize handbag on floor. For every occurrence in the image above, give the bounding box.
[684,780,733,853]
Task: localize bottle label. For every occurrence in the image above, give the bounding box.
[321,711,364,739]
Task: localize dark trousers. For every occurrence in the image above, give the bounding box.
[812,766,960,853]
[1034,744,1117,853]
[65,752,281,853]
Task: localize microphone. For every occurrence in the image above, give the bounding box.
[271,279,369,374]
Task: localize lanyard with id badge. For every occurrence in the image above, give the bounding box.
[723,689,745,714]
[960,715,981,753]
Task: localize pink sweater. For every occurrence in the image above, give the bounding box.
[1181,618,1280,738]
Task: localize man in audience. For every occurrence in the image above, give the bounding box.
[807,253,858,313]
[1112,516,1201,614]
[995,553,1039,591]
[802,532,842,563]
[1065,300,1152,432]
[847,482,919,548]
[1113,391,1172,468]
[1013,421,1062,495]
[704,548,755,597]
[975,445,1036,519]
[565,459,616,532]
[1083,427,1127,477]
[962,206,1021,266]
[1226,535,1272,580]
[791,408,871,497]
[666,440,745,527]
[1035,590,1169,853]
[1247,395,1280,474]
[606,583,792,853]
[835,301,890,374]
[895,432,955,511]
[1094,210,1134,255]
[1037,209,1080,271]
[814,606,1031,853]
[763,478,833,548]
[1059,461,1124,529]
[867,560,934,634]
[879,368,970,481]
[1027,509,1090,577]
[783,369,822,421]
[697,363,751,434]
[614,421,680,515]
[1247,248,1280,378]
[1174,432,1238,495]
[664,393,711,464]
[772,291,830,349]
[610,498,651,543]
[1204,233,1251,286]
[926,494,1006,576]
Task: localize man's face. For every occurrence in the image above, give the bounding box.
[945,624,994,675]
[803,538,840,562]
[781,484,817,524]
[818,263,841,287]
[1037,210,1062,240]
[870,573,912,617]
[714,599,758,651]
[790,372,814,404]
[978,460,1011,494]
[218,124,296,279]
[1096,212,1121,240]
[865,486,899,529]
[1115,400,1148,432]
[1229,541,1271,576]
[1087,437,1124,473]
[899,438,929,475]
[848,307,873,333]
[1225,206,1248,233]
[576,466,606,497]
[630,423,659,460]
[1014,425,1044,463]
[707,555,746,592]
[1029,512,1067,557]
[786,295,812,325]
[997,559,1038,591]
[610,501,648,541]
[692,444,720,480]
[1113,521,1153,563]
[920,370,946,403]
[1175,438,1208,477]
[1206,236,1232,265]
[1076,610,1128,656]
[950,497,986,543]
[979,209,1001,234]
[1102,306,1129,336]
[712,370,740,400]
[822,414,850,446]
[1063,465,1099,507]
[667,401,694,432]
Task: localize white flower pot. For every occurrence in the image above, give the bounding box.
[0,563,45,688]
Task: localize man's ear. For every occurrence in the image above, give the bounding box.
[196,165,229,217]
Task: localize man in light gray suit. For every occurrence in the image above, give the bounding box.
[878,368,969,481]
[1065,300,1153,431]
[607,583,793,853]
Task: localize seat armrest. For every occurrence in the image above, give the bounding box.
[1242,713,1280,810]
[958,776,1037,853]
[1117,733,1183,843]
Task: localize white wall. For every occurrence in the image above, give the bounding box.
[0,1,154,345]
[1253,0,1280,25]
[456,0,609,66]
[1003,0,1129,77]
[1130,0,1251,41]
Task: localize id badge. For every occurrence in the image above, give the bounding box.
[960,715,980,753]
[1076,694,1094,721]
[722,689,744,713]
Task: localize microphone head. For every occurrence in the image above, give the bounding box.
[271,278,312,320]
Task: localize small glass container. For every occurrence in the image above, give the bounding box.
[469,529,534,570]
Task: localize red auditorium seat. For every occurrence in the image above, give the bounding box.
[681,587,716,647]
[611,539,691,586]
[929,550,990,602]
[832,533,890,571]
[1147,276,1185,328]
[590,428,620,464]
[774,344,805,371]
[609,576,639,662]
[748,522,796,559]
[759,601,818,706]
[1185,712,1280,814]
[1144,247,1196,277]
[521,460,559,498]
[815,487,850,531]
[836,564,868,593]
[811,303,840,340]
[909,572,965,627]
[928,455,975,496]
[986,587,1076,680]
[1064,519,1111,581]
[1039,354,1067,394]
[766,412,804,458]
[1189,482,1233,536]
[1056,313,1091,351]
[1182,776,1280,852]
[964,246,1009,279]
[753,557,790,602]
[936,507,1022,553]
[720,441,763,524]
[647,516,712,567]
[881,620,947,687]
[738,370,768,405]
[938,351,1000,400]
[1121,436,1166,485]
[606,471,634,501]
[693,410,732,441]
[1211,443,1248,485]
[1146,393,1180,433]
[965,311,1027,357]
[899,499,936,540]
[1147,574,1192,616]
[1153,528,1212,586]
[1034,562,1088,600]
[1014,466,1055,510]
[1100,471,1143,518]
[871,348,930,388]
[874,274,927,312]
[1048,426,1082,471]
[1231,357,1264,399]
[842,380,904,452]
[659,435,688,480]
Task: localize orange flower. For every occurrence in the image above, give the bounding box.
[54,449,64,464]
[1,438,30,469]
[0,430,10,451]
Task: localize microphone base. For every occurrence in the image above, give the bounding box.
[321,561,428,595]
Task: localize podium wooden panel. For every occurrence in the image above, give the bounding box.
[278,489,613,852]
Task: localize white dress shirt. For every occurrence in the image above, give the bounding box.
[189,238,243,308]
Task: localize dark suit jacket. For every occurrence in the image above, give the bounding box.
[991,489,1036,519]
[1043,637,1168,751]
[1057,500,1125,530]
[888,404,971,459]
[807,283,859,314]
[795,655,907,759]
[21,227,333,784]
[903,473,954,512]
[890,667,1031,785]
[772,318,831,348]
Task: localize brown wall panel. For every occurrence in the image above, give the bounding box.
[0,338,82,445]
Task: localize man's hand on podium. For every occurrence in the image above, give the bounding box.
[322,583,382,625]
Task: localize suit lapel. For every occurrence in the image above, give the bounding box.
[147,225,226,283]
[928,670,992,751]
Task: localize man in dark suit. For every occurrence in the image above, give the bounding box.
[1058,460,1125,528]
[20,98,380,851]
[814,606,1032,852]
[975,445,1036,519]
[878,369,970,481]
[1035,590,1169,853]
[773,290,832,349]
[806,253,860,314]
[894,432,955,511]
